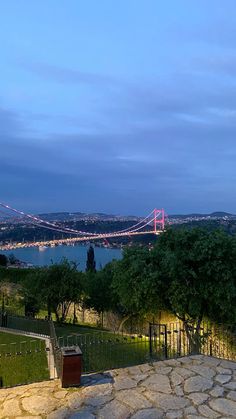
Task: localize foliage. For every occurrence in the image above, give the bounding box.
[22,259,83,323]
[0,266,38,284]
[108,228,236,349]
[112,247,157,315]
[83,262,118,323]
[151,228,236,324]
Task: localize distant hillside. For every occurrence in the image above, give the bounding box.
[37,212,139,221]
[169,211,235,219]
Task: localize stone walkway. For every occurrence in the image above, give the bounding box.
[1,355,236,418]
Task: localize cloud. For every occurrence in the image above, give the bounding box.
[20,61,117,87]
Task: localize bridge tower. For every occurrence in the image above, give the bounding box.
[154,208,165,233]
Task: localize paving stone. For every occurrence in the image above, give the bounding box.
[145,392,189,410]
[187,393,209,405]
[185,406,197,415]
[215,374,231,384]
[82,383,112,397]
[47,408,70,419]
[166,411,183,418]
[97,399,131,418]
[227,390,236,401]
[170,372,183,386]
[178,357,194,364]
[220,360,236,370]
[142,373,172,393]
[130,408,164,419]
[216,366,232,374]
[84,394,113,407]
[54,390,68,399]
[209,398,236,416]
[131,373,148,383]
[1,399,22,417]
[16,417,42,419]
[175,385,184,396]
[67,392,84,409]
[223,381,236,390]
[198,404,220,418]
[69,410,95,419]
[114,376,137,390]
[127,366,142,375]
[139,364,153,373]
[153,366,172,375]
[189,355,204,361]
[209,385,225,397]
[184,376,213,393]
[163,359,181,367]
[116,389,152,410]
[22,395,58,415]
[201,357,220,367]
[188,365,215,379]
[175,367,195,378]
[185,416,207,419]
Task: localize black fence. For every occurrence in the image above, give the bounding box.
[54,321,236,374]
[150,321,236,362]
[0,310,50,336]
[1,313,236,386]
[56,330,151,373]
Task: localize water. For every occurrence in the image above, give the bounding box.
[2,245,122,271]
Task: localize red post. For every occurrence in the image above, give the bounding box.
[154,209,157,233]
[161,209,165,230]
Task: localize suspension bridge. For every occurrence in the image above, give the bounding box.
[0,202,166,250]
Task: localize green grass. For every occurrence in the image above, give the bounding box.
[0,331,49,387]
[55,323,164,373]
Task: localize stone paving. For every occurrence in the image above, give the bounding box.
[1,355,236,418]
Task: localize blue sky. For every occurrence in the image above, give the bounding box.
[1,1,236,215]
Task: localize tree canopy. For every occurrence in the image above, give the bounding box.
[22,259,83,322]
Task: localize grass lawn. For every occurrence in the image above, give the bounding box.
[55,323,164,373]
[0,331,49,387]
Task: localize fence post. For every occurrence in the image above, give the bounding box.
[164,325,168,359]
[177,329,181,357]
[149,323,152,359]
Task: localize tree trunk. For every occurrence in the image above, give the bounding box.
[118,314,131,333]
[73,303,77,324]
[184,317,202,355]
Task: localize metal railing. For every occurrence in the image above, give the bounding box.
[0,310,50,336]
[1,314,236,387]
[149,321,236,362]
[56,330,151,374]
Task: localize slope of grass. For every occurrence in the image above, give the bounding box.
[0,331,49,387]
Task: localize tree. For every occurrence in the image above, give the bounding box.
[86,245,96,272]
[111,247,158,331]
[84,262,118,326]
[0,254,7,267]
[149,228,236,352]
[22,259,83,323]
[109,228,236,351]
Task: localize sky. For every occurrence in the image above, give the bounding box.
[1,1,236,215]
